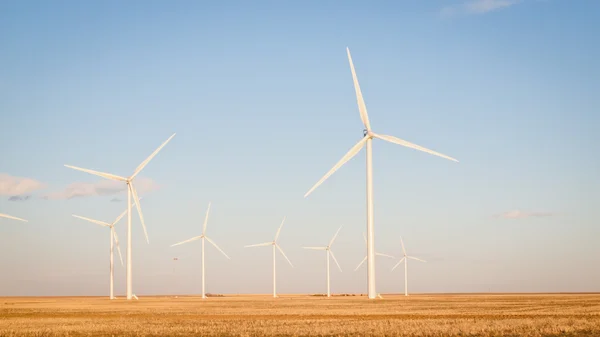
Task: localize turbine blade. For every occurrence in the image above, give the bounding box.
[205,236,230,259]
[171,236,202,247]
[391,257,406,271]
[346,47,371,131]
[130,184,149,244]
[202,202,211,235]
[408,256,427,263]
[328,225,343,247]
[330,250,342,272]
[274,216,286,241]
[111,197,141,227]
[302,247,327,250]
[244,242,272,248]
[362,232,367,244]
[400,236,407,256]
[304,136,368,198]
[72,215,110,227]
[130,133,176,179]
[373,133,459,163]
[64,165,127,181]
[112,228,124,267]
[376,252,395,259]
[354,256,367,271]
[0,213,27,222]
[276,244,293,267]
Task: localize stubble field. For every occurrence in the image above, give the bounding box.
[1,294,599,336]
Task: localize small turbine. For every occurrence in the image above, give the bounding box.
[244,217,293,298]
[391,236,426,296]
[303,226,343,297]
[71,201,137,299]
[171,202,230,299]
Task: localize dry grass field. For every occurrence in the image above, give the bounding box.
[1,293,599,336]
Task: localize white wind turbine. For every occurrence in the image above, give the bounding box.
[303,48,458,299]
[303,226,343,297]
[171,202,230,299]
[71,200,138,299]
[0,213,27,222]
[65,133,175,300]
[244,217,293,298]
[391,237,426,296]
[355,233,394,271]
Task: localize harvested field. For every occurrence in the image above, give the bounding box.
[1,294,599,336]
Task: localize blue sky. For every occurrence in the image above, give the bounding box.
[1,0,599,296]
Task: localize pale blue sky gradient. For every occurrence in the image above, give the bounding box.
[1,0,599,296]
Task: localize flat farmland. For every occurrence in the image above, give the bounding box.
[1,294,599,336]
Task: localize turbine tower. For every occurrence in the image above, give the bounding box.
[391,236,426,296]
[65,133,175,300]
[0,213,27,222]
[244,217,293,298]
[303,226,343,297]
[71,200,137,299]
[171,202,230,299]
[355,233,394,271]
[304,48,458,299]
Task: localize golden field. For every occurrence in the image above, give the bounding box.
[1,294,599,336]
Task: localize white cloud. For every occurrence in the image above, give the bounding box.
[44,177,160,200]
[496,210,555,219]
[441,0,521,16]
[0,173,46,196]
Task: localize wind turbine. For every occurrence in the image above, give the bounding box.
[355,233,394,271]
[171,202,230,299]
[391,236,426,296]
[303,226,343,297]
[244,217,293,298]
[303,48,458,299]
[71,200,138,299]
[65,133,175,300]
[0,213,27,222]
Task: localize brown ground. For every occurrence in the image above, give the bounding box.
[1,294,599,336]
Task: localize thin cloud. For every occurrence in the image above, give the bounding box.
[8,195,31,202]
[110,197,122,203]
[495,210,555,219]
[441,0,521,16]
[44,177,160,200]
[0,173,46,196]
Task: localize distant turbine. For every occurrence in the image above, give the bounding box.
[244,217,293,298]
[65,133,176,300]
[171,202,230,299]
[71,200,138,299]
[391,236,426,296]
[355,233,394,271]
[303,48,458,299]
[0,213,27,222]
[303,226,343,297]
